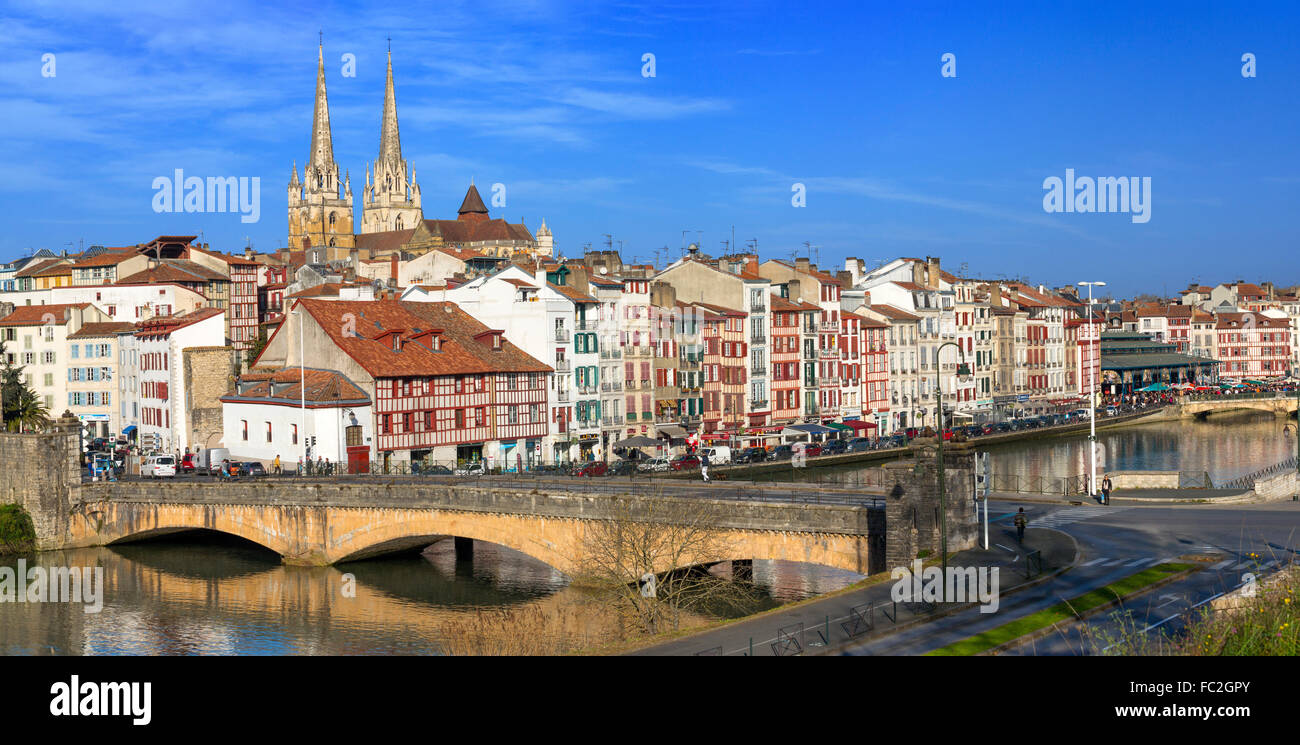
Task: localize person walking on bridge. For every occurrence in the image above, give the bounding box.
[700,451,711,483]
[1014,508,1027,543]
[1101,476,1113,506]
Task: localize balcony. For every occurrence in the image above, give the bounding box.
[819,348,838,359]
[553,359,570,372]
[555,390,570,402]
[578,385,598,395]
[601,381,622,392]
[554,329,571,342]
[818,377,838,387]
[749,399,769,410]
[803,349,816,361]
[750,333,767,344]
[599,349,622,360]
[819,322,838,332]
[601,416,624,426]
[576,320,599,331]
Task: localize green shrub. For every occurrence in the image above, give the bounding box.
[0,503,36,554]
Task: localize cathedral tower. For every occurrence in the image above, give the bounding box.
[288,43,355,261]
[361,47,423,235]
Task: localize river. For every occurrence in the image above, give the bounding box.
[2,413,1291,655]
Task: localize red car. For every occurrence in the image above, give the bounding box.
[670,454,700,471]
[180,453,198,474]
[573,461,607,477]
[800,443,823,457]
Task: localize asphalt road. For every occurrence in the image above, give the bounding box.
[837,498,1300,656]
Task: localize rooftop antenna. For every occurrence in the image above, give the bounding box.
[746,238,758,253]
[603,233,613,252]
[720,238,730,253]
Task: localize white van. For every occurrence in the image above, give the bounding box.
[198,448,230,473]
[144,455,177,479]
[701,446,732,465]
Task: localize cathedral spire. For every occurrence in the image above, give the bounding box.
[309,43,335,173]
[378,48,402,166]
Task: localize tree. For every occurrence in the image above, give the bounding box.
[6,386,49,432]
[572,491,758,637]
[241,328,269,373]
[0,337,38,431]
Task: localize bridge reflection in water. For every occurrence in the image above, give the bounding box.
[0,532,864,655]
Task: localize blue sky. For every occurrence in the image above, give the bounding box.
[2,0,1297,298]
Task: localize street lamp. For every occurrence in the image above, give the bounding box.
[293,302,307,473]
[935,340,972,593]
[1078,281,1106,498]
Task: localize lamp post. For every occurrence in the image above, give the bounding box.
[1078,281,1105,497]
[935,340,971,592]
[294,302,307,473]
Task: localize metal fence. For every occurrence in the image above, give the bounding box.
[1217,456,1299,490]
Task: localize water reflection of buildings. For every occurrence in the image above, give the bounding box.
[1,537,860,655]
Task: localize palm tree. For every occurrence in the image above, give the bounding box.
[7,388,49,432]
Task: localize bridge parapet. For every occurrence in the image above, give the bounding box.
[77,480,880,538]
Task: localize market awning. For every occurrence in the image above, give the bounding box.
[614,435,663,448]
[787,423,835,435]
[121,425,137,435]
[824,422,853,432]
[841,419,877,430]
[656,424,688,438]
[1136,383,1170,392]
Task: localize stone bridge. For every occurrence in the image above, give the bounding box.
[1177,395,1298,420]
[2,413,978,576]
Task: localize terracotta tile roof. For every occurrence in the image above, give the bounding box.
[289,283,343,298]
[30,261,73,278]
[134,307,224,338]
[547,282,597,303]
[502,278,538,289]
[68,322,138,338]
[223,367,371,406]
[1216,312,1289,330]
[71,248,140,268]
[690,301,745,317]
[117,262,224,285]
[770,294,820,312]
[187,245,259,266]
[296,298,551,378]
[15,259,66,278]
[868,304,921,321]
[354,228,416,256]
[424,217,534,244]
[0,303,91,326]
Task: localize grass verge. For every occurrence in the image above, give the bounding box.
[925,562,1194,656]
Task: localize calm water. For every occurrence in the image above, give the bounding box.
[752,411,1296,486]
[0,533,862,656]
[3,414,1291,655]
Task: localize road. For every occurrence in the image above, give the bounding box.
[836,498,1300,655]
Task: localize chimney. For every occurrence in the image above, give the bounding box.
[745,255,759,277]
[788,278,802,303]
[794,257,811,274]
[390,254,399,284]
[926,256,941,290]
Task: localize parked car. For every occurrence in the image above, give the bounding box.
[637,458,670,473]
[767,445,794,461]
[413,462,452,475]
[88,437,109,452]
[607,459,638,476]
[847,437,874,452]
[821,439,848,455]
[143,455,177,479]
[573,461,608,477]
[1104,406,1120,417]
[885,434,908,448]
[733,446,767,464]
[454,461,486,476]
[180,453,199,474]
[669,454,700,471]
[903,427,919,440]
[238,462,266,478]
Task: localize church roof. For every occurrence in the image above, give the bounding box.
[458,184,489,216]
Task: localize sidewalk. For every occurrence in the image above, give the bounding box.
[628,527,1078,656]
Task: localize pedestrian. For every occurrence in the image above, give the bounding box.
[316,456,323,475]
[324,457,332,475]
[1014,507,1027,543]
[273,454,282,476]
[700,451,710,483]
[1101,475,1113,506]
[297,455,303,476]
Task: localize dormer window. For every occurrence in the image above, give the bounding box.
[493,334,502,350]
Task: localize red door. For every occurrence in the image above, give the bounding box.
[347,446,370,474]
